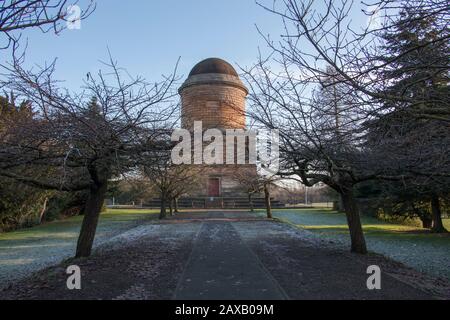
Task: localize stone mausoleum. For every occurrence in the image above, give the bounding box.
[178,58,258,208]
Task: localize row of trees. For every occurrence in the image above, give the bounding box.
[0,1,96,234]
[0,0,275,259]
[244,0,449,253]
[0,0,448,258]
[0,1,185,257]
[0,57,179,257]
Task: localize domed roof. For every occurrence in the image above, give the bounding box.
[188,58,238,77]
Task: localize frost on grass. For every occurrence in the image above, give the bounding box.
[97,224,163,252]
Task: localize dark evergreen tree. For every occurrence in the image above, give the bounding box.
[369,5,449,232]
[378,6,449,116]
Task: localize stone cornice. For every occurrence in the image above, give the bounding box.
[178,73,248,95]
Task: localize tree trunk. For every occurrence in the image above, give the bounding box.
[38,197,48,224]
[340,189,367,254]
[338,197,345,212]
[75,180,108,258]
[420,215,432,229]
[248,193,254,212]
[264,184,272,219]
[412,202,432,229]
[159,193,167,219]
[169,198,174,216]
[174,197,179,213]
[431,195,447,233]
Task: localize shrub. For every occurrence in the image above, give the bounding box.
[0,177,51,232]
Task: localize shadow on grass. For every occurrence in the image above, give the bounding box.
[273,208,450,243]
[0,209,159,244]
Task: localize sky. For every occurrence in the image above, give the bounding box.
[11,0,372,93]
[16,0,283,92]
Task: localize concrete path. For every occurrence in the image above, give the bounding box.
[3,210,447,300]
[174,220,287,299]
[170,211,433,300]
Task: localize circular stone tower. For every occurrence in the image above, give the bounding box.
[178,58,256,206]
[179,58,248,130]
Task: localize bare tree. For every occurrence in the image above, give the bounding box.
[169,167,202,214]
[255,0,449,122]
[141,136,203,219]
[0,55,179,257]
[233,170,280,217]
[244,58,377,253]
[234,171,261,212]
[244,0,450,253]
[0,0,95,53]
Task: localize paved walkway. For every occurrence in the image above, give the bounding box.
[3,210,446,300]
[170,211,433,300]
[174,220,287,299]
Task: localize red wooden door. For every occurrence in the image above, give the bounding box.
[208,178,220,197]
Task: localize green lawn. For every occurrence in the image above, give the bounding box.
[263,208,450,279]
[270,208,449,241]
[0,208,159,288]
[0,208,159,241]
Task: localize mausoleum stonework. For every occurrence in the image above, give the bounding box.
[178,58,257,205]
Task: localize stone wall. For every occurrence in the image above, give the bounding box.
[179,72,247,130]
[179,70,256,198]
